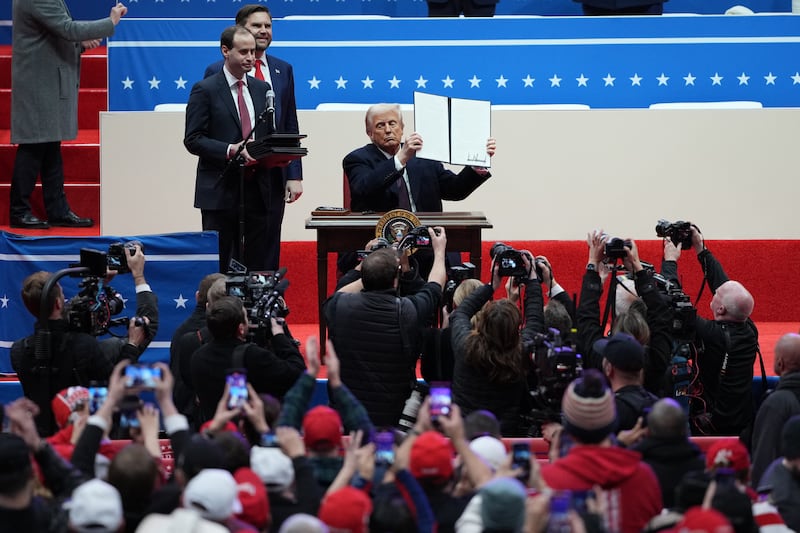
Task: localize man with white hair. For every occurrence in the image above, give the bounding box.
[662,224,758,436]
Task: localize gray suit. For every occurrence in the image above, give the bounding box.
[9,0,115,220]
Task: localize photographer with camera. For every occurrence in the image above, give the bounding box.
[324,227,448,428]
[661,224,758,436]
[10,243,156,437]
[190,295,306,423]
[450,245,545,436]
[577,231,673,397]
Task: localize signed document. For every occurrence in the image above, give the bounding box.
[413,92,491,168]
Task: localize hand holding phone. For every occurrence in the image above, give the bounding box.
[512,442,532,481]
[88,386,109,415]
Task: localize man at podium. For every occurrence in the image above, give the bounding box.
[186,26,287,272]
[343,103,496,214]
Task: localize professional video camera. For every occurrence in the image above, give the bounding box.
[521,328,583,436]
[655,219,694,250]
[640,262,697,343]
[603,237,632,261]
[442,262,476,311]
[489,242,530,280]
[63,242,143,336]
[226,268,290,341]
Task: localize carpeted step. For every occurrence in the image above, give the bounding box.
[0,46,106,89]
[0,183,99,226]
[0,88,106,130]
[0,130,100,184]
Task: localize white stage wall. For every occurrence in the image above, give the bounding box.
[101,108,800,241]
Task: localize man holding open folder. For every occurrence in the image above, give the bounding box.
[343,103,496,214]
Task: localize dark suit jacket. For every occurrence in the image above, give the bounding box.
[343,143,491,213]
[204,55,302,183]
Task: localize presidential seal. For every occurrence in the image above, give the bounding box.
[375,209,421,245]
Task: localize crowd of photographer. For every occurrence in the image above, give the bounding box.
[3,219,800,532]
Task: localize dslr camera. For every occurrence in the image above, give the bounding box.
[356,237,391,261]
[603,237,632,260]
[107,240,143,275]
[489,242,529,279]
[443,262,476,311]
[398,226,439,252]
[655,219,694,250]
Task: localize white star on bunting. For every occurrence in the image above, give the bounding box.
[415,76,428,88]
[629,73,642,86]
[576,74,589,87]
[656,73,669,86]
[175,76,188,89]
[174,294,188,309]
[0,294,9,308]
[683,73,696,86]
[361,76,374,89]
[764,72,777,85]
[710,72,723,86]
[522,75,535,88]
[603,74,615,87]
[442,76,454,88]
[335,76,348,89]
[495,75,508,88]
[388,76,401,89]
[468,75,481,88]
[792,72,800,85]
[548,74,561,87]
[737,72,750,86]
[122,77,134,89]
[148,76,161,89]
[308,76,321,89]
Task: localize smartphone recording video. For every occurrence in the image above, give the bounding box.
[375,430,395,466]
[88,386,108,415]
[124,364,162,389]
[429,382,452,422]
[226,371,249,410]
[512,442,531,480]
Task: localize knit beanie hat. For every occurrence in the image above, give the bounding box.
[561,369,617,444]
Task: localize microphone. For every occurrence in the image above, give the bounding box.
[266,88,276,131]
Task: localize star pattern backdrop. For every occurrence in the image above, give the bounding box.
[109,16,800,112]
[0,231,219,373]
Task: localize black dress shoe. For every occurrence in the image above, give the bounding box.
[10,213,50,229]
[49,211,94,228]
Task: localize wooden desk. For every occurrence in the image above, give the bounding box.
[305,211,493,351]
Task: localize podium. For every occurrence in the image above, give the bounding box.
[305,211,493,352]
[246,133,307,168]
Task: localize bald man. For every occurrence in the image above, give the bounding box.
[633,398,705,508]
[751,333,800,487]
[661,225,758,437]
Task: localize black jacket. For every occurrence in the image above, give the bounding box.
[10,320,137,437]
[633,436,705,509]
[751,372,800,486]
[190,335,305,423]
[324,270,442,427]
[615,384,659,432]
[170,304,207,416]
[665,249,758,436]
[450,280,544,436]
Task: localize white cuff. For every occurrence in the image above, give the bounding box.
[88,415,109,433]
[393,155,404,171]
[135,283,152,293]
[164,414,190,435]
[548,283,565,298]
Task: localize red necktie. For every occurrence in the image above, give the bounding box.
[254,60,265,81]
[237,80,252,140]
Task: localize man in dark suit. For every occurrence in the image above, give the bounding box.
[203,5,303,272]
[185,26,281,273]
[343,103,495,214]
[9,0,127,229]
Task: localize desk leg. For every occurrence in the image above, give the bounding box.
[470,231,483,280]
[317,238,328,355]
